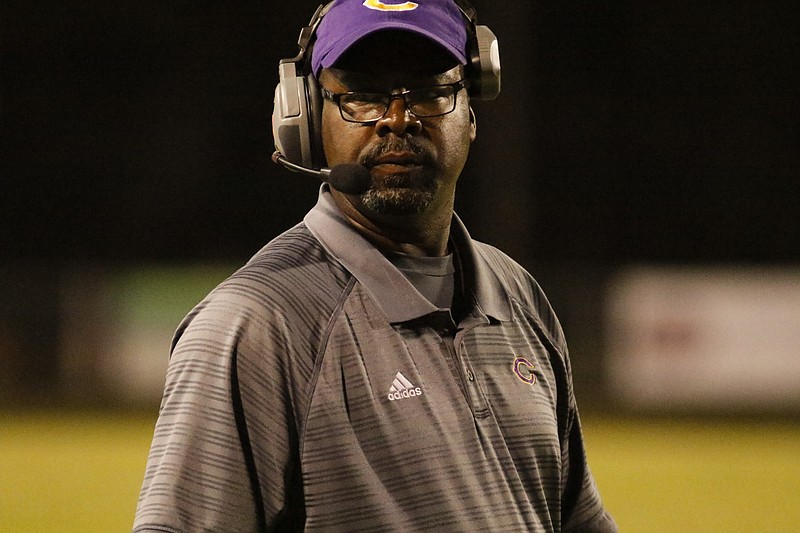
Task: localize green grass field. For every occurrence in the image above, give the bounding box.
[584,417,800,533]
[1,411,798,532]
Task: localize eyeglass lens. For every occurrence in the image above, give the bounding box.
[339,85,458,122]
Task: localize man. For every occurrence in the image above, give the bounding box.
[135,1,616,531]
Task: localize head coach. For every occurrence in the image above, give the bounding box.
[134,1,617,531]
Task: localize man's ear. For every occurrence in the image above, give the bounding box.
[469,106,477,142]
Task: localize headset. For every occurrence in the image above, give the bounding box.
[271,0,501,179]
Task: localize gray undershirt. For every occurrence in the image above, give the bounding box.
[382,251,456,310]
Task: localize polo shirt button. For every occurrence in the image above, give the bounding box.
[466,369,475,381]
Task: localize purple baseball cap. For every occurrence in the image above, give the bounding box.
[311,0,468,77]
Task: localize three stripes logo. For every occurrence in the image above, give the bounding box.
[387,372,423,401]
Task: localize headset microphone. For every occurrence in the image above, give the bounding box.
[272,151,372,195]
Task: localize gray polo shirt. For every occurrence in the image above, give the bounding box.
[134,186,616,532]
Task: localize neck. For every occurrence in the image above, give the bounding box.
[330,189,452,257]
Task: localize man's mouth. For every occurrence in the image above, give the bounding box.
[368,152,425,176]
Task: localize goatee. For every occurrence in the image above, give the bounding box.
[360,139,438,214]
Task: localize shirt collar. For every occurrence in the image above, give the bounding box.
[448,211,512,323]
[304,185,512,323]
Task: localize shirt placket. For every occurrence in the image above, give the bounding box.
[432,312,489,419]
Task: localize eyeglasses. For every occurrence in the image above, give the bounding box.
[320,80,470,124]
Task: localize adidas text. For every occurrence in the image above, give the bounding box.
[388,372,423,401]
[388,387,423,401]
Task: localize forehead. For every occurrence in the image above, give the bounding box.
[322,65,463,93]
[320,30,464,88]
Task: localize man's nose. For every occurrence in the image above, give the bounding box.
[374,96,423,137]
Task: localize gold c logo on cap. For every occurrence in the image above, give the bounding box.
[363,0,419,12]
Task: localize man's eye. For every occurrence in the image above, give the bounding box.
[347,93,385,105]
[411,88,450,102]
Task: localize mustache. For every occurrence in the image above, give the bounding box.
[360,138,434,166]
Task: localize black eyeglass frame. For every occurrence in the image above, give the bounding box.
[319,79,471,124]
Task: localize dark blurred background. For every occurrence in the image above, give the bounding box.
[2,0,798,407]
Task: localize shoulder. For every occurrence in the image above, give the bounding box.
[172,223,351,355]
[212,223,347,310]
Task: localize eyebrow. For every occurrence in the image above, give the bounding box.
[335,70,371,88]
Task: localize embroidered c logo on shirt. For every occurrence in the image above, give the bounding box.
[363,0,419,12]
[513,357,537,385]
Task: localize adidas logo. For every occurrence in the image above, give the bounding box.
[387,372,423,402]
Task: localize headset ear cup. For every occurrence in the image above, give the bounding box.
[306,73,326,168]
[469,24,501,100]
[272,61,315,168]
